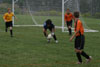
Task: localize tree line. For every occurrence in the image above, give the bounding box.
[0,0,100,17]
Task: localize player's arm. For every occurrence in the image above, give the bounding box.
[3,14,7,22]
[64,14,67,24]
[51,28,55,37]
[70,31,78,41]
[52,28,55,32]
[51,24,55,32]
[14,14,18,20]
[12,12,18,21]
[43,28,48,37]
[13,14,18,21]
[51,25,55,36]
[70,22,81,41]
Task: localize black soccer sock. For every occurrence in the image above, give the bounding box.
[81,51,90,59]
[44,32,47,37]
[53,34,57,41]
[76,53,82,63]
[69,28,72,35]
[10,30,13,37]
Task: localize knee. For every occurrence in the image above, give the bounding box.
[75,49,79,53]
[43,29,46,33]
[69,26,71,29]
[10,27,12,30]
[75,49,82,53]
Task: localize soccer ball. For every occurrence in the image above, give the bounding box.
[47,33,53,39]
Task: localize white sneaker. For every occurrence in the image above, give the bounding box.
[86,56,92,63]
[55,40,58,43]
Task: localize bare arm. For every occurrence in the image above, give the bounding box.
[70,31,78,41]
[3,14,7,22]
[14,15,18,21]
[43,28,48,37]
[52,28,55,32]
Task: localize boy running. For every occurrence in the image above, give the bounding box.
[3,8,17,37]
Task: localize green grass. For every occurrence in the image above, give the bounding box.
[14,15,62,26]
[0,15,100,67]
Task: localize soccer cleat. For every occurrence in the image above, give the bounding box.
[86,56,92,63]
[55,40,58,43]
[76,62,82,64]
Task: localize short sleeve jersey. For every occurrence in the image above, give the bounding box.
[74,20,84,36]
[65,13,73,22]
[3,12,14,22]
[43,22,55,29]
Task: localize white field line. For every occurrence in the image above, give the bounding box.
[14,25,99,32]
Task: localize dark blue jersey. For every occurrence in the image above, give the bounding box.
[43,22,55,30]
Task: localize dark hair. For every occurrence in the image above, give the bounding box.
[46,19,52,25]
[74,11,80,18]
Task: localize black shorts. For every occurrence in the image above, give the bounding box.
[66,20,72,27]
[75,35,85,50]
[5,21,13,28]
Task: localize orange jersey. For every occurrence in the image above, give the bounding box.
[65,13,73,22]
[3,12,14,22]
[74,20,84,36]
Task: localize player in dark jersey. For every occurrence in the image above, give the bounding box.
[43,19,58,43]
[70,11,92,64]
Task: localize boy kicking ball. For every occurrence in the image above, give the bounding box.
[70,11,92,64]
[43,19,58,43]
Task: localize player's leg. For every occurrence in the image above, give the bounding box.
[75,35,91,63]
[79,35,91,63]
[51,32,57,40]
[9,27,13,37]
[52,32,58,43]
[75,49,91,64]
[66,21,71,35]
[5,22,8,32]
[75,49,82,64]
[50,28,58,43]
[43,29,48,37]
[9,22,13,37]
[81,51,91,63]
[69,20,72,35]
[43,28,51,43]
[75,37,82,64]
[68,26,72,35]
[68,20,72,35]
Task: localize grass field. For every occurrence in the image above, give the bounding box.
[0,15,100,67]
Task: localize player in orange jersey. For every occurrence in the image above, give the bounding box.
[65,9,74,35]
[70,11,92,64]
